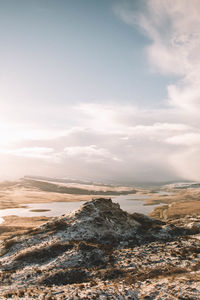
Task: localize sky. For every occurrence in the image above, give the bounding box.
[0,0,200,183]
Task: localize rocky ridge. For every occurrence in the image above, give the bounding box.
[0,198,200,299]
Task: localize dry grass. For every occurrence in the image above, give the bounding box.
[0,178,137,210]
[0,216,50,240]
[1,238,18,253]
[14,241,74,264]
[151,201,200,220]
[165,201,200,219]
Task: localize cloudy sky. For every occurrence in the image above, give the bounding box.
[0,0,200,183]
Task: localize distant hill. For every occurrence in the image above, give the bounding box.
[24,175,107,186]
[22,178,137,195]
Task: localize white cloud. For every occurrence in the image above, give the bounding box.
[110,0,200,181]
[1,99,200,182]
[166,133,200,146]
[63,145,121,162]
[0,147,55,159]
[115,0,200,111]
[1,100,200,182]
[169,148,200,181]
[2,1,200,182]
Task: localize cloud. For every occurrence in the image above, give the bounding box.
[1,1,200,183]
[166,133,200,146]
[1,99,200,182]
[115,0,200,111]
[1,97,200,182]
[0,147,55,160]
[111,0,200,181]
[63,145,121,162]
[169,148,200,181]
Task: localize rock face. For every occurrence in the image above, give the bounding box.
[40,198,141,244]
[0,198,200,299]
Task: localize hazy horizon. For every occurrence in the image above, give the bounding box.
[1,0,200,183]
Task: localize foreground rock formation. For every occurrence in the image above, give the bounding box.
[0,198,200,299]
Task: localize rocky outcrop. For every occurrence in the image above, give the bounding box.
[40,198,141,244]
[0,198,200,299]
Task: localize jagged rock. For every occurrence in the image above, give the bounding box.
[131,212,165,228]
[0,198,194,260]
[38,198,141,244]
[187,222,200,234]
[0,198,200,299]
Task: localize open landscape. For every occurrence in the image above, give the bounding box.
[1,0,200,298]
[0,176,137,240]
[0,177,200,298]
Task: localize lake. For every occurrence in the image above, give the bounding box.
[0,194,163,224]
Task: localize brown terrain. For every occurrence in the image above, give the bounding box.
[0,197,200,299]
[0,179,200,299]
[0,178,137,240]
[1,178,200,242]
[150,188,200,219]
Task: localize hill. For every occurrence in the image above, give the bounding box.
[0,198,200,299]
